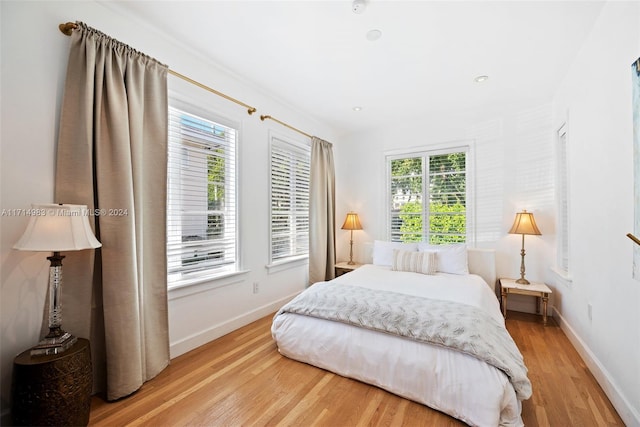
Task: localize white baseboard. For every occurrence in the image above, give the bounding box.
[169,292,300,359]
[552,307,640,427]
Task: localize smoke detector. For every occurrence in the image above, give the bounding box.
[352,0,366,14]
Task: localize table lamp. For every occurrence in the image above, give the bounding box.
[14,204,101,355]
[341,212,363,265]
[508,210,541,285]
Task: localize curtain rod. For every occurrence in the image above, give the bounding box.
[260,115,311,139]
[58,22,257,116]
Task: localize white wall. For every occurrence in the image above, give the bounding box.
[2,1,639,424]
[335,104,557,302]
[336,2,640,425]
[549,2,640,425]
[0,0,338,418]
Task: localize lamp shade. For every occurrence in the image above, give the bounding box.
[341,212,363,231]
[508,210,541,236]
[14,204,102,252]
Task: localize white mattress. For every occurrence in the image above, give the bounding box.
[272,264,525,427]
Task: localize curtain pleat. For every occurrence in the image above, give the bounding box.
[309,137,336,284]
[55,22,169,400]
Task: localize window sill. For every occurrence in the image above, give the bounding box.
[168,269,250,300]
[550,267,573,288]
[266,255,309,274]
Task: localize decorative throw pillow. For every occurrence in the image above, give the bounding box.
[417,243,468,275]
[372,240,418,266]
[391,249,436,275]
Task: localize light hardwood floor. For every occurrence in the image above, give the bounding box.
[89,311,624,426]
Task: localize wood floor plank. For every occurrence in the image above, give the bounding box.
[89,311,625,426]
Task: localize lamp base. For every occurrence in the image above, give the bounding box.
[515,277,530,285]
[31,331,77,356]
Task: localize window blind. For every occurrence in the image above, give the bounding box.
[389,149,467,244]
[557,125,570,273]
[428,152,466,244]
[270,138,310,262]
[167,105,237,285]
[390,157,423,242]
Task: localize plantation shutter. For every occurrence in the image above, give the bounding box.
[167,105,237,285]
[270,139,310,262]
[428,152,466,244]
[389,149,467,244]
[557,125,570,273]
[389,157,424,242]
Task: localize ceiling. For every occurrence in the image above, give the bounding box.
[108,1,605,135]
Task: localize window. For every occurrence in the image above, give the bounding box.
[269,137,310,263]
[556,124,570,276]
[388,148,468,244]
[167,104,238,286]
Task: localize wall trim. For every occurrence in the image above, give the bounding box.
[169,292,300,358]
[552,307,640,426]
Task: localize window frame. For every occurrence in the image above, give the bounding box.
[384,143,474,245]
[554,122,572,282]
[166,96,241,289]
[267,132,311,268]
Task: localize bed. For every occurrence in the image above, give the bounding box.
[271,244,531,427]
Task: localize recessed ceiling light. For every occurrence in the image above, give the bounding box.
[366,29,382,41]
[352,106,363,112]
[474,75,489,83]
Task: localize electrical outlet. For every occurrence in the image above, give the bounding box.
[587,303,592,321]
[253,282,259,294]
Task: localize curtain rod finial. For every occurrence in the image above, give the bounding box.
[627,233,640,246]
[59,22,77,36]
[248,107,257,115]
[260,115,270,121]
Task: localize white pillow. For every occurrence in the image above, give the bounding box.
[417,243,468,274]
[391,249,436,275]
[372,240,418,266]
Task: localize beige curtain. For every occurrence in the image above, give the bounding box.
[55,22,170,400]
[309,137,336,283]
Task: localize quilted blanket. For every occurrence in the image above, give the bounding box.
[275,282,532,400]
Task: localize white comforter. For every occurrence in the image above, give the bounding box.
[271,265,526,427]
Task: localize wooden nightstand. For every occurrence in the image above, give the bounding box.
[335,261,362,277]
[500,278,552,325]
